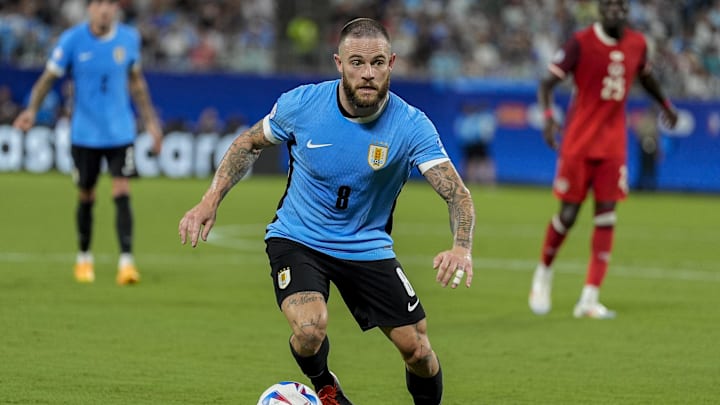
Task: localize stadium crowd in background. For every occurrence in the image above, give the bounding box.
[1,0,719,102]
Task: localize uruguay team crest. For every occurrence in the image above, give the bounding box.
[367,143,388,170]
[113,46,126,64]
[278,267,291,289]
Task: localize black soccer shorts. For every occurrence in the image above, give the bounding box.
[71,144,137,189]
[265,237,426,331]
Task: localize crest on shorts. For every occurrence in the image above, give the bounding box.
[367,143,388,170]
[554,177,569,194]
[113,46,126,64]
[278,267,291,289]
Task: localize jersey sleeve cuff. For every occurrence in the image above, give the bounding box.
[262,114,282,144]
[418,157,450,174]
[46,61,65,77]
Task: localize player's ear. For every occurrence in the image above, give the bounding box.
[388,53,396,71]
[333,54,342,73]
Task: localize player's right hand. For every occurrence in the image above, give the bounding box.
[178,201,218,248]
[542,119,560,150]
[13,109,36,132]
[146,119,164,155]
[433,247,473,289]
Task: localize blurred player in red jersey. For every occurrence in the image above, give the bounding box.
[528,0,679,319]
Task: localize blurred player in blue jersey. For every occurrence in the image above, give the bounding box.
[14,0,163,285]
[179,18,475,405]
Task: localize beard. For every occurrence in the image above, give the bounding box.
[342,72,390,110]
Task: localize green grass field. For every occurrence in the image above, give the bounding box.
[1,172,719,404]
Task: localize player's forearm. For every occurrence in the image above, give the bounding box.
[538,75,563,112]
[424,163,475,251]
[537,87,551,111]
[129,73,159,126]
[26,71,57,113]
[639,74,670,109]
[204,123,263,205]
[448,189,475,251]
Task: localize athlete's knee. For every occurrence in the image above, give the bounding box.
[390,321,435,371]
[78,189,95,202]
[404,343,436,373]
[293,319,326,343]
[291,325,327,356]
[557,204,580,229]
[282,292,328,355]
[111,178,130,197]
[404,342,437,378]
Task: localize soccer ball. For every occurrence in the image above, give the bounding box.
[257,381,320,405]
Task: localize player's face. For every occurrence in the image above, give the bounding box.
[599,0,628,30]
[335,36,395,111]
[88,0,118,35]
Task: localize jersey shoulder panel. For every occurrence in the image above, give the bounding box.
[387,92,439,136]
[549,28,588,77]
[117,23,142,63]
[575,25,596,42]
[283,80,333,106]
[388,92,431,124]
[268,80,337,143]
[387,92,448,167]
[47,23,87,75]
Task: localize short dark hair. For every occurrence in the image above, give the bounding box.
[88,0,118,4]
[339,18,390,44]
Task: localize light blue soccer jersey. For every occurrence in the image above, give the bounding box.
[263,80,450,261]
[47,22,140,148]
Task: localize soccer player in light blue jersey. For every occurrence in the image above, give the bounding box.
[179,18,475,405]
[14,0,163,285]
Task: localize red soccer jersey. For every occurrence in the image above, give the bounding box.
[549,23,649,160]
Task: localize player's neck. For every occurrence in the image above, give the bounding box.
[89,22,113,38]
[342,103,378,119]
[601,23,624,40]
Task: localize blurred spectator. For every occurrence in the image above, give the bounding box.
[164,117,190,133]
[189,28,221,71]
[223,113,248,135]
[0,0,718,101]
[195,107,223,134]
[454,102,497,185]
[286,15,320,71]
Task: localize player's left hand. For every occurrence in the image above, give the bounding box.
[542,118,561,150]
[433,247,473,289]
[660,107,679,130]
[178,199,218,248]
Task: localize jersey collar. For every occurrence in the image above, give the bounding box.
[341,94,389,124]
[87,22,118,42]
[593,22,618,46]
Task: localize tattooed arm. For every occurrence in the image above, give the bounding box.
[206,120,273,204]
[129,67,163,154]
[179,119,275,247]
[13,69,59,131]
[423,161,476,288]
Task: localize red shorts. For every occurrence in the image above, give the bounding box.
[553,156,628,203]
